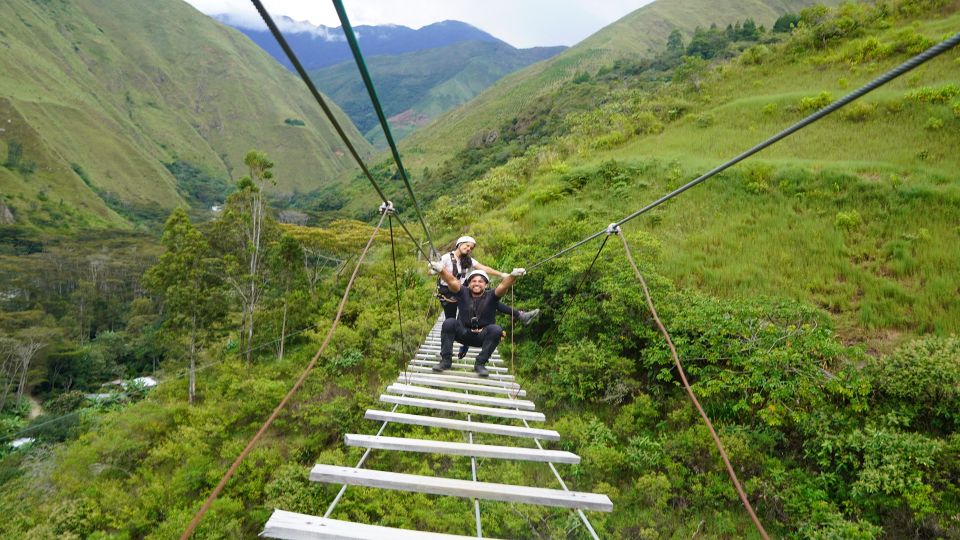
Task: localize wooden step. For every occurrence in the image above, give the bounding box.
[387,384,535,410]
[309,465,613,511]
[415,352,503,364]
[364,410,559,440]
[408,360,508,373]
[397,375,526,397]
[404,365,514,381]
[263,510,494,539]
[398,371,520,389]
[345,434,578,464]
[380,395,545,422]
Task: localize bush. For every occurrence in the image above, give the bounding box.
[841,101,876,122]
[798,91,834,113]
[548,341,632,405]
[835,210,863,230]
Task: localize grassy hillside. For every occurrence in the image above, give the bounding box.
[396,0,837,173]
[0,0,370,229]
[411,2,960,347]
[311,40,564,145]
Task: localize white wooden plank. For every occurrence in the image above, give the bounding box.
[397,375,526,397]
[398,371,520,388]
[408,360,508,373]
[404,365,515,381]
[380,395,545,422]
[345,434,579,464]
[364,410,560,440]
[387,384,535,410]
[415,352,503,364]
[309,465,613,512]
[262,510,493,539]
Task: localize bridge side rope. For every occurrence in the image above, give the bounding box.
[180,211,388,540]
[248,0,432,261]
[528,31,960,271]
[615,227,769,539]
[332,0,438,258]
[386,206,412,383]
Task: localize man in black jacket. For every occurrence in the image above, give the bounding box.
[429,263,525,377]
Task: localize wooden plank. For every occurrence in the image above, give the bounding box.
[408,360,508,373]
[262,510,493,539]
[345,434,579,464]
[398,371,520,389]
[396,375,526,397]
[380,395,545,422]
[364,410,560,440]
[415,352,503,364]
[309,465,613,512]
[404,365,515,381]
[387,384,535,411]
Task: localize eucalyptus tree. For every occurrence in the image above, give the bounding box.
[211,150,279,362]
[144,208,226,404]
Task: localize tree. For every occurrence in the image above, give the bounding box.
[266,234,307,360]
[144,208,226,403]
[773,13,801,33]
[211,151,278,362]
[666,29,685,56]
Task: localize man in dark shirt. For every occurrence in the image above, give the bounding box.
[429,263,526,377]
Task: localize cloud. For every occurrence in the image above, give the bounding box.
[210,11,343,41]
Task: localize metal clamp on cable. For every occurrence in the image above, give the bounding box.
[606,223,621,235]
[379,201,395,214]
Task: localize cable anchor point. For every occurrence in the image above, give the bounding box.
[379,201,395,214]
[606,223,622,235]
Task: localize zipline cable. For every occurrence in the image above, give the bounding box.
[617,228,769,540]
[332,0,439,257]
[528,31,960,271]
[180,211,388,540]
[248,0,432,261]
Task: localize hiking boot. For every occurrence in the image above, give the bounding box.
[457,344,469,359]
[474,362,489,378]
[433,358,452,372]
[517,308,540,326]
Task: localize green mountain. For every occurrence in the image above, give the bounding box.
[0,0,370,230]
[397,0,837,172]
[310,40,565,146]
[2,2,960,540]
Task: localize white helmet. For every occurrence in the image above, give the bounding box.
[464,269,489,284]
[455,235,477,247]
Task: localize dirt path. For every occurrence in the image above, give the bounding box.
[28,395,42,420]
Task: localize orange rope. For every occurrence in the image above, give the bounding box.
[616,231,769,540]
[180,212,387,539]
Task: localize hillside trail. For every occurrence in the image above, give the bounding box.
[28,395,42,420]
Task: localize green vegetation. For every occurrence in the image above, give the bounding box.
[0,0,370,230]
[0,1,958,538]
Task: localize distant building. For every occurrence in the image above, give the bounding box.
[10,438,34,449]
[211,204,223,213]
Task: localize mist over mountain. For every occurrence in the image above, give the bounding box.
[216,16,507,70]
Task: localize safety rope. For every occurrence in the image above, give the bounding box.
[180,211,388,540]
[332,0,438,258]
[616,228,769,540]
[528,31,960,271]
[386,206,411,383]
[248,0,431,261]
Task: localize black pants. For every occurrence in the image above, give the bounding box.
[440,299,519,320]
[440,318,502,364]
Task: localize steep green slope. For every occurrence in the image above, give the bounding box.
[0,0,370,229]
[418,3,960,345]
[310,40,564,145]
[397,0,837,173]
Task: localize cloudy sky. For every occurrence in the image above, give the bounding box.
[183,0,657,48]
